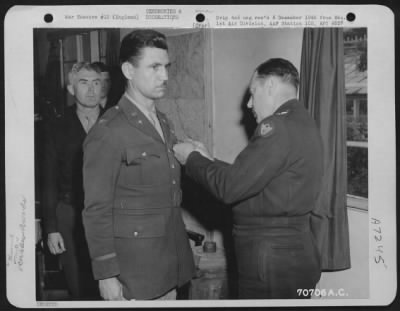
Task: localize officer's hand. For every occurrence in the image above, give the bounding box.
[99,277,126,301]
[47,232,66,255]
[173,142,196,165]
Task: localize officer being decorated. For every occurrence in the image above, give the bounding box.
[173,58,324,299]
[82,29,195,301]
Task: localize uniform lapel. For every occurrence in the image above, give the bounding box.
[69,106,87,138]
[156,111,173,147]
[119,95,164,143]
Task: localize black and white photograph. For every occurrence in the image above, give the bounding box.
[4,4,396,308]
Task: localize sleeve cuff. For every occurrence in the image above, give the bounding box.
[187,151,211,167]
[92,254,120,280]
[44,221,57,235]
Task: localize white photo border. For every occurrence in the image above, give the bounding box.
[4,4,396,308]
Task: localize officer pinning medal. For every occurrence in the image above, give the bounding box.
[173,58,324,299]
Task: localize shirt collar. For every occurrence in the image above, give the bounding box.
[274,98,298,115]
[124,92,156,121]
[75,104,100,121]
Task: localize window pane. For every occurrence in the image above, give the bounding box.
[345,28,368,201]
[347,146,368,198]
[344,28,367,143]
[346,98,368,142]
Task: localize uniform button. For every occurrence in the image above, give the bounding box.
[171,164,175,169]
[138,119,143,124]
[115,106,119,110]
[172,180,176,185]
[142,152,147,157]
[133,231,139,237]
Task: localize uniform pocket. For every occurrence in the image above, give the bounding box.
[258,240,305,283]
[113,212,166,238]
[235,237,262,281]
[124,143,161,165]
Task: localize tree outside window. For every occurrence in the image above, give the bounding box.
[344,28,368,201]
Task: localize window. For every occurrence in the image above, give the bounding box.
[344,28,368,210]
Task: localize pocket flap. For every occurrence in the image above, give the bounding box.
[125,144,161,165]
[271,244,304,250]
[113,213,166,238]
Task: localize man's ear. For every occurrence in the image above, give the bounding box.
[67,84,74,96]
[121,62,134,80]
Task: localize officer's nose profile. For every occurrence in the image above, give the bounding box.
[161,66,168,81]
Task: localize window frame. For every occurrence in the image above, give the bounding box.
[347,194,368,211]
[346,138,368,211]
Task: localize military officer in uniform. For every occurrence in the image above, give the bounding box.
[174,58,324,299]
[82,29,195,301]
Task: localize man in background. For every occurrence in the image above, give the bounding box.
[42,62,103,300]
[91,61,111,110]
[174,58,324,299]
[82,29,195,301]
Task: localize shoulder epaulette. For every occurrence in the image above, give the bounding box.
[97,105,121,125]
[275,110,290,116]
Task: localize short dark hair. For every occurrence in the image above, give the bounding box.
[119,29,168,66]
[255,58,299,91]
[91,61,109,73]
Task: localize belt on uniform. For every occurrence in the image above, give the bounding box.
[115,186,182,208]
[233,214,311,236]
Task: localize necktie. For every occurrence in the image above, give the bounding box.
[85,116,95,133]
[149,112,164,141]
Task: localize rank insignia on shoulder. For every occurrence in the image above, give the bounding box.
[259,121,275,138]
[276,110,289,116]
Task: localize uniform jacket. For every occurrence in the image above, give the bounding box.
[42,105,101,233]
[186,99,324,226]
[82,95,195,300]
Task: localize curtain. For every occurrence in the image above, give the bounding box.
[105,29,125,106]
[105,29,120,68]
[44,39,64,117]
[299,28,351,271]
